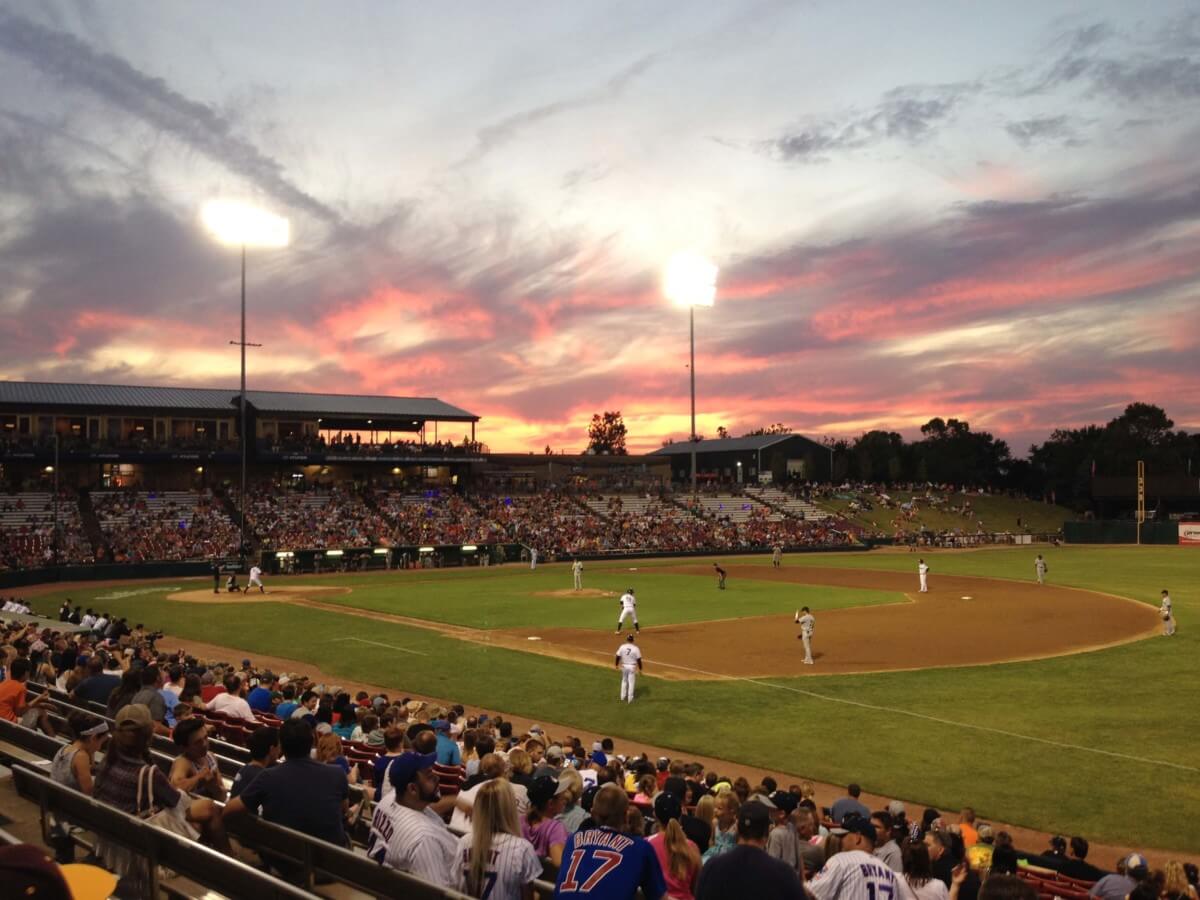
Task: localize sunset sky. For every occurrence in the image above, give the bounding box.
[2,1,1199,454]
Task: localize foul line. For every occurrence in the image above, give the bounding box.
[331,637,427,656]
[641,656,1200,774]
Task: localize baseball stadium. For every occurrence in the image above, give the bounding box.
[0,380,1196,898]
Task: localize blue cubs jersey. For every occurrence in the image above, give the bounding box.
[553,826,666,899]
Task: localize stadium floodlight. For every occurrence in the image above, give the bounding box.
[418,546,435,554]
[373,548,389,555]
[325,549,344,557]
[201,200,290,569]
[663,251,719,496]
[461,544,478,552]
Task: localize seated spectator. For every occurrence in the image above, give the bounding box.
[92,705,229,862]
[556,767,587,834]
[373,725,409,803]
[872,810,903,872]
[0,659,56,736]
[648,791,701,900]
[702,792,740,864]
[831,783,870,824]
[208,674,257,722]
[366,750,458,887]
[454,779,542,899]
[1059,836,1107,882]
[225,719,349,849]
[105,669,142,718]
[1090,854,1149,900]
[903,838,950,900]
[697,800,802,900]
[315,732,358,785]
[808,816,905,900]
[230,726,279,800]
[553,783,665,900]
[523,774,569,869]
[70,656,121,707]
[50,710,108,796]
[169,719,227,802]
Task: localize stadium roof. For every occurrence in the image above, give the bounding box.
[650,434,805,455]
[0,381,477,421]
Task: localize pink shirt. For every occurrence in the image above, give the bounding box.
[648,831,699,900]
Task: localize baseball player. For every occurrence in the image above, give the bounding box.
[529,548,538,570]
[917,559,929,593]
[713,563,727,590]
[572,559,583,591]
[615,634,643,703]
[244,564,265,594]
[795,606,815,664]
[1034,554,1048,585]
[1160,589,1176,636]
[772,545,782,568]
[616,589,639,633]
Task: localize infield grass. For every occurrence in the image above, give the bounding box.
[33,545,1199,856]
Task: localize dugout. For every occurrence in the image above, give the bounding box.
[649,433,833,486]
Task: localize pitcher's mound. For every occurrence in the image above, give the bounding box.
[532,589,617,599]
[174,585,351,604]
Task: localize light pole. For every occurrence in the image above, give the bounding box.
[664,251,718,496]
[52,433,59,566]
[202,201,290,564]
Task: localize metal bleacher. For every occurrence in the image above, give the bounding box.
[744,485,829,521]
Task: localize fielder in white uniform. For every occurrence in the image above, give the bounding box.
[1160,589,1176,636]
[917,559,929,593]
[1034,554,1048,585]
[616,589,639,633]
[572,559,583,591]
[615,634,642,703]
[244,565,265,594]
[795,606,815,664]
[529,548,538,570]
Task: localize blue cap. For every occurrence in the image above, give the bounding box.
[430,719,450,732]
[387,751,437,791]
[590,751,607,766]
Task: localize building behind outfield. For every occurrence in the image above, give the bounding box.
[650,433,832,485]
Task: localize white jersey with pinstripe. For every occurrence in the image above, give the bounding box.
[809,848,918,900]
[454,831,543,900]
[366,795,458,888]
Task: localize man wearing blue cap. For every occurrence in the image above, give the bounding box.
[366,749,457,888]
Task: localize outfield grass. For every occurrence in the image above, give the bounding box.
[293,567,904,629]
[34,546,1198,855]
[818,492,1075,535]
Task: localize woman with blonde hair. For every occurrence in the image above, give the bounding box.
[454,779,542,900]
[1162,861,1196,900]
[633,773,657,805]
[648,792,700,899]
[555,767,586,833]
[506,747,534,789]
[315,731,358,784]
[693,794,716,835]
[702,791,739,863]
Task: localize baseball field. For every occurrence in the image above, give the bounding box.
[28,545,1197,855]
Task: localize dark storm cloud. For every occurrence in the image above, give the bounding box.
[0,8,341,224]
[766,82,974,163]
[1005,114,1081,148]
[455,53,659,166]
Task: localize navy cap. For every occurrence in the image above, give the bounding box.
[770,790,799,813]
[654,791,683,823]
[430,719,450,732]
[840,814,876,843]
[387,751,437,792]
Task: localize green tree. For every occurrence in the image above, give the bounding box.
[586,411,628,455]
[743,423,792,436]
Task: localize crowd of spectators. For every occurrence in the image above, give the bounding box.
[376,491,510,546]
[93,490,240,563]
[0,491,92,570]
[239,483,391,551]
[261,433,487,457]
[3,605,1197,899]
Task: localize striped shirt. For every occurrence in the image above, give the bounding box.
[809,849,917,900]
[454,831,543,900]
[367,795,458,888]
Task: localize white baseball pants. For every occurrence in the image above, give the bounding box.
[620,668,637,702]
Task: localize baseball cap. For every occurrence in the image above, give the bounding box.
[388,751,437,792]
[529,724,544,735]
[114,704,153,731]
[430,719,450,732]
[737,800,772,835]
[749,792,777,810]
[315,722,333,735]
[840,815,876,844]
[770,790,799,813]
[0,844,118,900]
[654,791,683,823]
[241,658,251,668]
[545,745,565,761]
[1125,853,1149,875]
[528,774,571,807]
[656,757,670,771]
[887,800,906,817]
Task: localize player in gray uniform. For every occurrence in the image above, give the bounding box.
[571,559,583,591]
[1160,589,1175,636]
[795,606,815,664]
[1034,554,1048,585]
[772,545,782,568]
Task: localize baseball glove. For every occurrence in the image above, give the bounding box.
[1162,611,1171,621]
